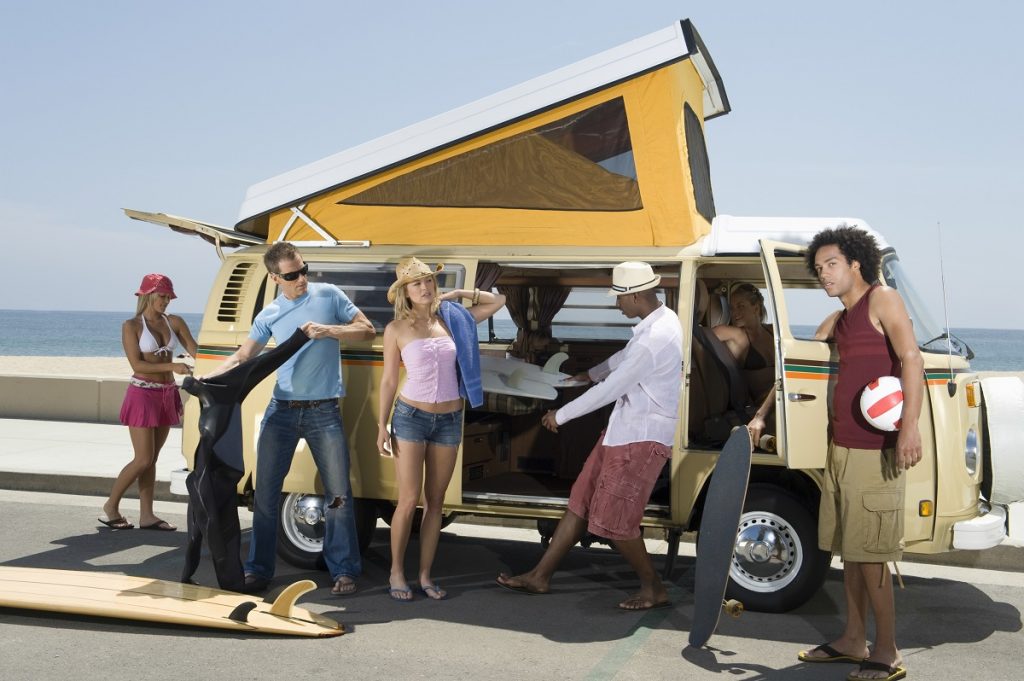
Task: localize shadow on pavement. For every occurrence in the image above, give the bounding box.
[4,521,1020,650]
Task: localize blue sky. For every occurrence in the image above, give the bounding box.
[1,1,1022,328]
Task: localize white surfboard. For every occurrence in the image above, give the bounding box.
[479,353,586,399]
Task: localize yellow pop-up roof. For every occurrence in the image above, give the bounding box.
[236,20,730,248]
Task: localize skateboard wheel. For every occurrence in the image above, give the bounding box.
[722,599,744,618]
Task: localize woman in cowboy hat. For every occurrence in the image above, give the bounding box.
[377,257,505,600]
[100,274,197,531]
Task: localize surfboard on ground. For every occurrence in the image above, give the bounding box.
[0,567,343,637]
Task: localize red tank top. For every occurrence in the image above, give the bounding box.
[832,285,900,449]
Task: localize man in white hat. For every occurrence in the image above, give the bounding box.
[497,261,681,610]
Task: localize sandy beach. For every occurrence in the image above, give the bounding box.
[0,356,132,378]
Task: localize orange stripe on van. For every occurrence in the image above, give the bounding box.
[785,371,829,380]
[343,359,384,367]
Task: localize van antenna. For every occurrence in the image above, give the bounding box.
[937,221,956,397]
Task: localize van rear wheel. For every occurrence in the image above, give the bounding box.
[275,493,378,569]
[724,484,831,612]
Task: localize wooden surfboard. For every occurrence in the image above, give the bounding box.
[0,567,343,637]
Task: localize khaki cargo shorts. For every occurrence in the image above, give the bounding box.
[818,442,906,563]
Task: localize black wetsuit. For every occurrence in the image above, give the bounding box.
[180,328,310,592]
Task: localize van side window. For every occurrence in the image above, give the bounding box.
[684,102,715,221]
[288,263,465,332]
[552,287,657,340]
[340,98,640,212]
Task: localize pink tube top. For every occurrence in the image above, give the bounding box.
[400,336,461,403]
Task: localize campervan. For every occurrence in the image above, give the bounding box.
[130,21,1024,613]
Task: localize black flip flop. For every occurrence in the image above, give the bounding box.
[847,660,906,681]
[139,520,177,532]
[616,599,672,611]
[798,643,866,664]
[98,517,134,530]
[495,575,548,595]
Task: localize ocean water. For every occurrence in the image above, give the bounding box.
[0,310,205,358]
[0,309,1021,372]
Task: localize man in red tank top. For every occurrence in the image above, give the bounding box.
[796,226,922,681]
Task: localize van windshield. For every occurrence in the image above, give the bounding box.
[880,253,972,358]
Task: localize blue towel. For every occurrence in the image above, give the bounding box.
[438,300,483,408]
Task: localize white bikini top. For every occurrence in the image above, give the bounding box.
[139,315,181,356]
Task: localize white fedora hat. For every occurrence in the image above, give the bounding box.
[607,261,661,296]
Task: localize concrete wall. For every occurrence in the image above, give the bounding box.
[0,375,190,424]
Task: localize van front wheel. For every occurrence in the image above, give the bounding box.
[725,484,831,612]
[275,493,378,569]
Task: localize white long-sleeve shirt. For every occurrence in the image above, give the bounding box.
[555,304,682,447]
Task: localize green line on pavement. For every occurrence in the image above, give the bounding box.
[583,585,683,680]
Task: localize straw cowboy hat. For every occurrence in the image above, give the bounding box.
[387,257,445,303]
[607,261,661,296]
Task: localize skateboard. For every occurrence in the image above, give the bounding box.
[0,567,343,637]
[688,426,753,648]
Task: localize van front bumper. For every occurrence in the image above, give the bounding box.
[952,504,1007,550]
[1005,501,1024,547]
[169,468,190,497]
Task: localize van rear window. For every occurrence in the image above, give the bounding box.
[297,263,465,332]
[340,98,641,212]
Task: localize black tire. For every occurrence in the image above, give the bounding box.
[724,483,831,613]
[276,493,378,570]
[537,518,557,549]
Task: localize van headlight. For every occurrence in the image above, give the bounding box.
[965,427,979,475]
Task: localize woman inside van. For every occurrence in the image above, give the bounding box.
[100,274,197,531]
[377,258,506,601]
[729,282,777,443]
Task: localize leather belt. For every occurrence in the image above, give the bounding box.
[280,398,336,409]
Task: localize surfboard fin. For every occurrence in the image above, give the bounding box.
[228,601,258,623]
[542,352,568,375]
[268,579,317,618]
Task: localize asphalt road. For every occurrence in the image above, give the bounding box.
[1,489,1021,681]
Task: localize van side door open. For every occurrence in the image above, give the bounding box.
[759,240,832,470]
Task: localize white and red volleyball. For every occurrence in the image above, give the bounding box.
[860,376,904,432]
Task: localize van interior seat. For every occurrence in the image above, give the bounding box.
[688,280,753,447]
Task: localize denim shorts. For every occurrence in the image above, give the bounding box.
[391,399,463,447]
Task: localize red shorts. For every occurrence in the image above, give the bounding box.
[567,432,671,540]
[119,380,183,428]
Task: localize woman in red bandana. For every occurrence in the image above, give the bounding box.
[100,274,197,532]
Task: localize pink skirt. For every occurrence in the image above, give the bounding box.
[119,379,183,427]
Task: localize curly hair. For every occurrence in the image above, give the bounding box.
[804,225,881,284]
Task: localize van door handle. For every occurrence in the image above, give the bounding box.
[787,393,816,402]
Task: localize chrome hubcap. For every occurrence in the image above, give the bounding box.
[280,493,324,552]
[730,510,802,593]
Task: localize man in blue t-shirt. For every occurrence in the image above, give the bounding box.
[208,242,375,595]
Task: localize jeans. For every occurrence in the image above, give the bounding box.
[244,398,361,581]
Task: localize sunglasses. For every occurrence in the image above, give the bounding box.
[275,263,309,282]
